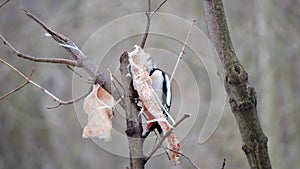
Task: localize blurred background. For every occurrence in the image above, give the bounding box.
[0,0,299,168]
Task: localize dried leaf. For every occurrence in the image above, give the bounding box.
[128,45,167,123]
[128,45,181,165]
[82,84,114,141]
[166,128,181,165]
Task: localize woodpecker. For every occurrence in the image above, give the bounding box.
[149,68,172,116]
[142,65,172,138]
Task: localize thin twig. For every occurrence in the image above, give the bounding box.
[140,0,168,48]
[145,113,190,161]
[107,69,131,131]
[0,81,28,100]
[107,68,125,106]
[0,34,78,66]
[110,73,125,93]
[19,6,90,65]
[47,86,92,109]
[170,19,196,81]
[163,147,200,169]
[0,58,87,109]
[140,0,151,49]
[18,7,108,89]
[0,64,35,100]
[0,58,59,101]
[11,7,124,109]
[107,69,125,94]
[155,132,171,160]
[221,158,226,169]
[66,65,92,82]
[19,6,68,42]
[0,0,9,8]
[150,0,168,17]
[145,124,171,160]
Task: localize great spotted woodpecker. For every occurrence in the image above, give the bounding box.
[142,65,172,138]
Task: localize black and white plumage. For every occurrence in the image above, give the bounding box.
[149,68,172,117]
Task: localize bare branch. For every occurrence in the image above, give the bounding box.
[140,0,168,48]
[0,81,28,100]
[19,6,68,43]
[0,34,78,66]
[66,65,93,82]
[19,6,85,62]
[107,69,124,97]
[153,134,171,160]
[1,7,119,110]
[163,147,200,169]
[0,58,87,109]
[0,7,125,110]
[221,158,226,169]
[150,0,168,17]
[0,0,9,9]
[140,0,151,49]
[19,6,84,61]
[0,58,57,100]
[110,73,125,94]
[47,86,92,109]
[0,61,35,100]
[170,19,196,81]
[18,6,113,93]
[145,113,190,161]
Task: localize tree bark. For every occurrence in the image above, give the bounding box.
[202,0,272,169]
[119,52,146,169]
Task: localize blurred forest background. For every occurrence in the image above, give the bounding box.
[0,0,299,169]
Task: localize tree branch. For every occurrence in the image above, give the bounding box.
[0,0,9,9]
[202,0,272,169]
[140,0,168,48]
[221,158,226,169]
[0,7,127,108]
[18,7,113,92]
[66,65,93,82]
[150,0,167,17]
[140,0,151,49]
[46,87,92,109]
[0,58,86,108]
[107,68,125,106]
[170,19,196,81]
[120,52,145,169]
[145,113,190,161]
[0,61,34,100]
[163,147,200,169]
[0,34,78,66]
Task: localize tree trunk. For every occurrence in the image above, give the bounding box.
[120,52,146,169]
[202,0,272,169]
